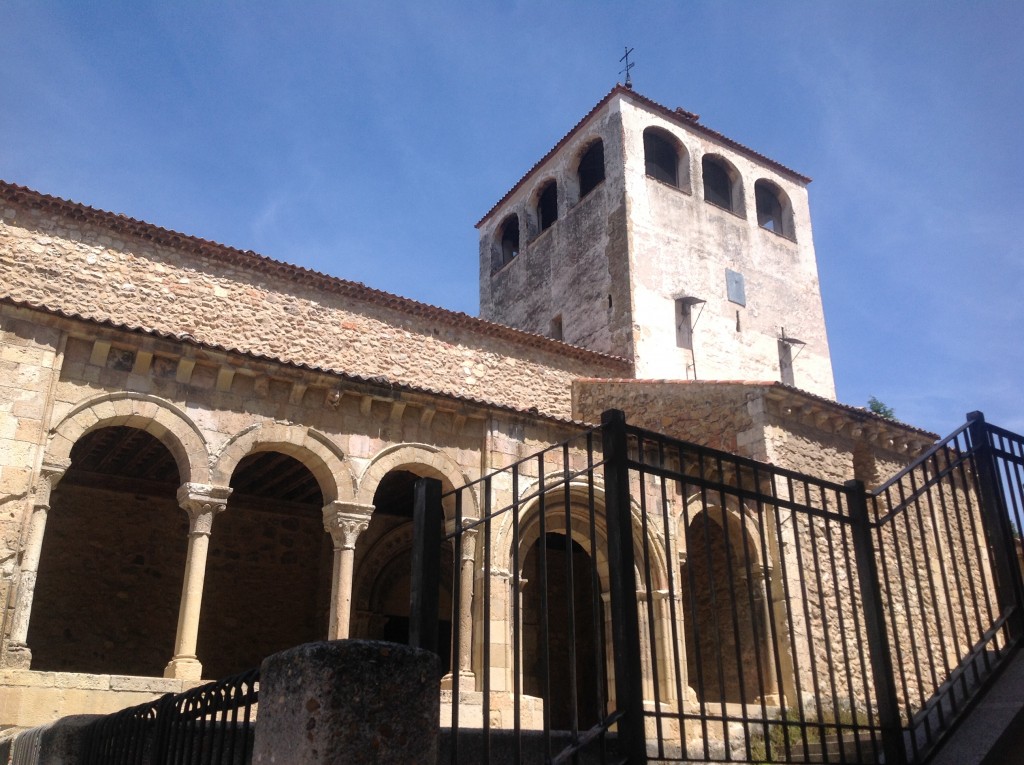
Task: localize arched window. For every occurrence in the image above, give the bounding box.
[577,140,605,199]
[644,128,680,187]
[702,155,743,215]
[537,181,558,232]
[494,214,520,271]
[755,179,795,239]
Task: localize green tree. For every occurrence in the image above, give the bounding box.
[867,396,895,420]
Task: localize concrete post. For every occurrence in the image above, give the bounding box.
[164,483,231,680]
[252,640,440,765]
[322,502,374,639]
[6,461,67,668]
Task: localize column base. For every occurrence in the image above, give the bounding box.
[164,656,203,680]
[3,642,32,669]
[439,670,477,691]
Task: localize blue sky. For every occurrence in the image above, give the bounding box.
[3,2,1022,437]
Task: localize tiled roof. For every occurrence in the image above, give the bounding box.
[477,84,812,227]
[0,180,630,370]
[574,377,937,439]
[0,296,592,428]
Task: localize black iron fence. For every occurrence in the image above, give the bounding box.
[414,409,1024,764]
[83,668,258,765]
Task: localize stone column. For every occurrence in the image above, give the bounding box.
[164,483,231,680]
[5,461,67,668]
[442,519,478,689]
[322,501,374,640]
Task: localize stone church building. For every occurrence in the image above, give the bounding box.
[0,85,935,730]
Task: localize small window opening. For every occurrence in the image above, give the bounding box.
[703,155,738,213]
[495,215,519,271]
[755,180,794,239]
[578,141,605,199]
[538,182,558,232]
[607,294,613,309]
[549,315,563,341]
[644,129,679,187]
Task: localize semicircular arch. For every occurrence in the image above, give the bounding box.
[212,422,353,503]
[49,392,209,485]
[355,443,477,519]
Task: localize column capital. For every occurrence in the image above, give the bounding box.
[447,518,480,563]
[322,501,374,550]
[177,483,232,534]
[34,459,70,508]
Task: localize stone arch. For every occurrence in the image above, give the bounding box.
[680,493,775,705]
[355,443,477,519]
[701,152,745,216]
[48,392,209,485]
[494,479,668,590]
[643,125,691,191]
[212,422,354,504]
[575,138,606,200]
[678,492,769,572]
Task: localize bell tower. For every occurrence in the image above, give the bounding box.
[477,86,836,400]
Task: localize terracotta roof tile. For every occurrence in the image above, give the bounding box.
[0,296,591,428]
[0,180,630,371]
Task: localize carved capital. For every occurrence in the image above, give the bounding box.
[176,483,232,535]
[322,501,374,549]
[34,459,70,509]
[446,517,480,564]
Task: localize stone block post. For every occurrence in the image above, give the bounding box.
[322,502,374,639]
[6,460,67,668]
[252,640,440,765]
[164,483,231,680]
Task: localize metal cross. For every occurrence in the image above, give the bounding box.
[619,46,635,88]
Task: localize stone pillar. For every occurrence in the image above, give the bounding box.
[753,566,780,702]
[322,501,374,640]
[442,519,478,689]
[164,483,232,680]
[5,461,67,668]
[252,640,439,765]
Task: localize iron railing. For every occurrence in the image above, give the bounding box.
[83,668,259,765]
[414,409,1024,764]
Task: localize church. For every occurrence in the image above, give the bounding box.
[0,84,939,735]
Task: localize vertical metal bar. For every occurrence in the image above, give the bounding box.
[585,432,609,763]
[450,488,463,765]
[537,452,553,757]
[483,492,492,765]
[635,436,664,755]
[511,467,523,764]
[600,409,647,765]
[561,442,581,749]
[838,499,879,761]
[680,468,711,760]
[968,411,1024,640]
[657,439,686,751]
[848,478,907,765]
[409,477,442,655]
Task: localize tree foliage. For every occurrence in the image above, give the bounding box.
[867,396,895,420]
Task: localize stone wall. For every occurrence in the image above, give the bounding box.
[0,188,629,422]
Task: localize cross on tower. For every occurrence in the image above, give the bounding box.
[619,46,635,88]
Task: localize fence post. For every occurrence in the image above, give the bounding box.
[601,409,647,764]
[847,479,906,765]
[410,477,443,656]
[967,411,1024,640]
